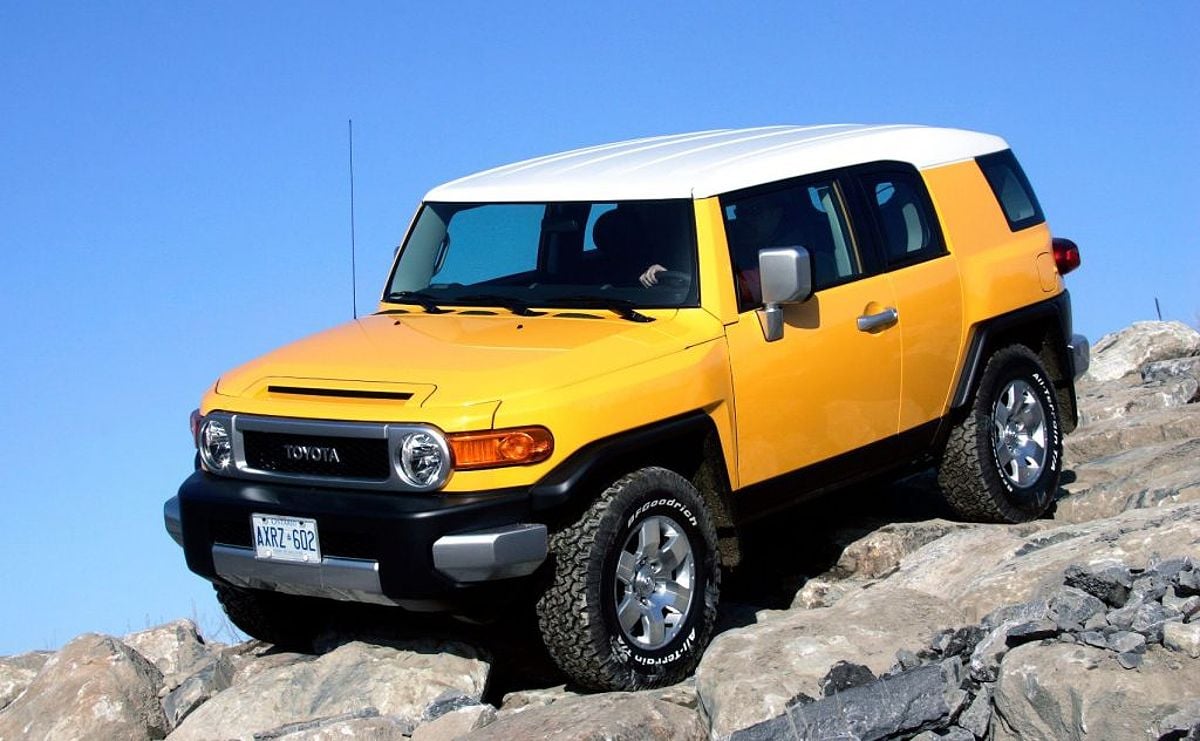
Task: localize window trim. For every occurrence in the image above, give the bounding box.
[843,161,949,273]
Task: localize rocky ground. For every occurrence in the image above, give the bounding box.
[2,320,1199,741]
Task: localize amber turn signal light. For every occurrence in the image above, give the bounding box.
[447,427,554,470]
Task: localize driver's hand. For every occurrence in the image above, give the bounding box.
[639,264,667,287]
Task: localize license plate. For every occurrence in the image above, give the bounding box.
[251,514,322,564]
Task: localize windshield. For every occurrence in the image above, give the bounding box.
[384,200,698,310]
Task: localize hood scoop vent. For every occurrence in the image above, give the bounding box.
[267,385,413,402]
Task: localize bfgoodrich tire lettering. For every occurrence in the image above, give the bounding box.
[536,466,720,690]
[937,344,1063,523]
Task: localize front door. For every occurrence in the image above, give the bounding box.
[719,176,902,488]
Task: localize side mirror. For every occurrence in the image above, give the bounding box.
[757,246,813,342]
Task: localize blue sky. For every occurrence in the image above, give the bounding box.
[0,3,1196,655]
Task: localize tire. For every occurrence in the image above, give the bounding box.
[214,584,322,649]
[937,344,1063,523]
[536,466,721,690]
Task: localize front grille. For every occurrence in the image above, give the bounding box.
[242,431,390,480]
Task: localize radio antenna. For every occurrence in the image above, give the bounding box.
[348,118,359,319]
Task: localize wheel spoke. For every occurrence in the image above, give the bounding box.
[656,533,690,574]
[617,595,642,632]
[661,582,692,613]
[638,520,660,557]
[615,551,637,585]
[644,610,666,646]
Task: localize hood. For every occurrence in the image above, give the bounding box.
[214,308,723,408]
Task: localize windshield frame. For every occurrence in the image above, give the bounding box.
[380,199,700,311]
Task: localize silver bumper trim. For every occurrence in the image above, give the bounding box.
[212,544,400,606]
[1069,333,1090,379]
[164,496,184,547]
[432,524,548,582]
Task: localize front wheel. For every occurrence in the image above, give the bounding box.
[536,467,720,690]
[937,344,1063,523]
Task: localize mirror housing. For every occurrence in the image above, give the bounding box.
[757,246,813,342]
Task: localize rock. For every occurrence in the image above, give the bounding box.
[1004,619,1060,646]
[982,599,1049,631]
[1077,375,1198,425]
[1180,568,1200,597]
[161,654,234,728]
[1079,631,1109,649]
[1106,631,1146,654]
[1056,438,1200,524]
[1064,563,1132,607]
[1083,320,1200,383]
[729,664,955,741]
[463,693,706,741]
[1047,586,1106,630]
[970,620,1022,683]
[1167,593,1200,621]
[818,660,876,696]
[123,619,212,682]
[1064,405,1200,465]
[790,577,856,609]
[1155,699,1200,740]
[1116,651,1144,669]
[222,642,316,686]
[0,651,51,711]
[253,709,414,740]
[957,684,994,738]
[993,643,1200,740]
[497,684,577,714]
[1132,602,1175,643]
[1164,622,1200,658]
[695,587,965,738]
[834,520,976,579]
[169,640,489,740]
[0,634,167,740]
[412,704,496,740]
[882,504,1200,624]
[1142,355,1200,385]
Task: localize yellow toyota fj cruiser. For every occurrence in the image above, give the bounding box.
[166,125,1088,691]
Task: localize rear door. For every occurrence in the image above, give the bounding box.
[847,164,964,439]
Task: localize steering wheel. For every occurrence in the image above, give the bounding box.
[655,270,691,288]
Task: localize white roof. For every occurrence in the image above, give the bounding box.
[424,124,1008,202]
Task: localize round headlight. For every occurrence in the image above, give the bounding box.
[199,419,232,471]
[396,431,448,489]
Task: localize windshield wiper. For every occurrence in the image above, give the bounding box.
[455,294,546,317]
[549,296,655,323]
[384,290,451,314]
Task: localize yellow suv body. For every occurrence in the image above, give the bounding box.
[167,125,1088,691]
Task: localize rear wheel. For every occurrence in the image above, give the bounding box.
[937,345,1063,523]
[536,467,720,690]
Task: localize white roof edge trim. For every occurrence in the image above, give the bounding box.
[423,125,1010,203]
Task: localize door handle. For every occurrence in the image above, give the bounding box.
[857,307,899,332]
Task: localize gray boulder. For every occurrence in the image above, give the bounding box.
[1164,622,1200,658]
[993,643,1200,740]
[0,634,168,740]
[730,663,958,741]
[1142,355,1200,385]
[161,654,234,729]
[464,693,706,740]
[1083,320,1200,383]
[411,704,496,740]
[168,640,489,740]
[695,587,964,739]
[832,520,977,580]
[123,619,213,682]
[0,650,51,711]
[253,709,414,739]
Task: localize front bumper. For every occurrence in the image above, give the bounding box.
[167,471,548,609]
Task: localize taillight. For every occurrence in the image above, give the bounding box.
[1052,237,1081,275]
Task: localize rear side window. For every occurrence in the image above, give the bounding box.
[854,168,945,268]
[977,149,1045,231]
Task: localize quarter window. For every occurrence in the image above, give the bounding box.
[976,149,1045,231]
